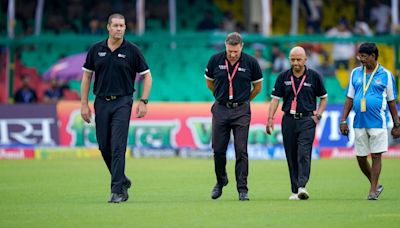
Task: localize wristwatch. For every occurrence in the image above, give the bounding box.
[140,98,148,104]
[394,122,400,128]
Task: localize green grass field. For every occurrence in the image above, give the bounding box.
[1,158,400,227]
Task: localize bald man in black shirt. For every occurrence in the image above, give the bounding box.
[266,46,327,200]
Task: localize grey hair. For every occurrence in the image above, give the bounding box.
[225,32,243,45]
[107,13,125,25]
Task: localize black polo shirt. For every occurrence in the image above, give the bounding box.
[82,39,149,97]
[205,51,263,102]
[271,66,327,112]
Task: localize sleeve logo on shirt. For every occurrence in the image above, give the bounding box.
[117,53,126,58]
[98,52,106,57]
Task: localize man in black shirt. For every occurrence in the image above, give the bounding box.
[205,32,263,201]
[14,75,37,103]
[43,78,64,103]
[266,46,327,200]
[80,13,152,203]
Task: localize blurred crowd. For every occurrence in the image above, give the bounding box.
[1,0,399,104]
[12,73,80,104]
[248,0,399,78]
[1,0,398,36]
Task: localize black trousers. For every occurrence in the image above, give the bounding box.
[281,114,316,193]
[211,101,251,193]
[94,95,132,194]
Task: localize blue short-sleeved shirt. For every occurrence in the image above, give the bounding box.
[346,64,397,128]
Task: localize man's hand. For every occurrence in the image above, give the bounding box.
[340,122,349,136]
[266,118,274,135]
[136,102,147,118]
[391,127,400,139]
[311,115,320,124]
[81,103,92,123]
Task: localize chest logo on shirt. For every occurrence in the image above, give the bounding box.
[304,82,312,87]
[218,65,246,72]
[284,81,292,86]
[118,53,126,58]
[375,78,382,85]
[98,52,106,57]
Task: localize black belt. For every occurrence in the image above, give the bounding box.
[99,95,122,101]
[285,111,313,119]
[218,101,247,109]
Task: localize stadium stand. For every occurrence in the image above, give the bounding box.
[7,33,399,103]
[1,0,399,104]
[62,89,80,100]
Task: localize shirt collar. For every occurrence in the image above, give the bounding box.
[100,38,126,49]
[290,65,308,77]
[224,52,243,64]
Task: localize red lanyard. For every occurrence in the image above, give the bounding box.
[225,59,240,100]
[290,75,307,101]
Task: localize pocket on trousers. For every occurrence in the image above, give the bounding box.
[298,117,315,130]
[211,102,216,114]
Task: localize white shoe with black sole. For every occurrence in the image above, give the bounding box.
[298,187,309,200]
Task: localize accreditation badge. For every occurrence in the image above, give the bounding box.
[360,98,366,112]
[290,100,297,114]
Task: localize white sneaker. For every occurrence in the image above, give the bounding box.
[289,193,299,200]
[298,187,309,200]
[376,184,384,199]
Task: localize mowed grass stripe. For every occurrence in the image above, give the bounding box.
[0,158,399,227]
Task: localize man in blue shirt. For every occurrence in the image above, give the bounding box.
[340,42,400,200]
